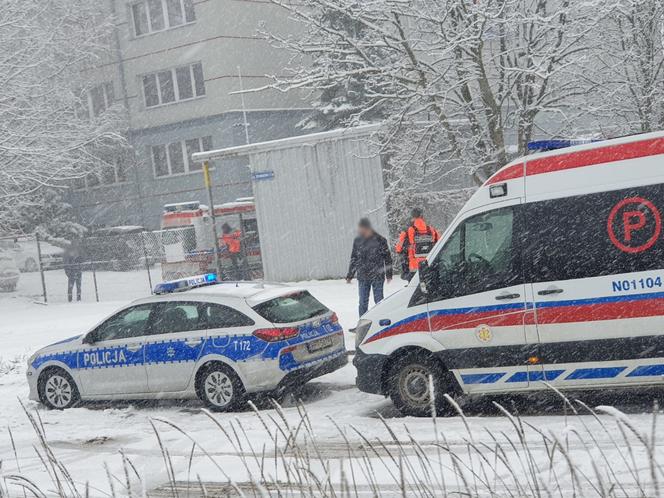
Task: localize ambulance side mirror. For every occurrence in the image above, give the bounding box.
[418,260,432,294]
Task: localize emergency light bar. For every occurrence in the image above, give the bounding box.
[527,139,599,152]
[154,273,218,295]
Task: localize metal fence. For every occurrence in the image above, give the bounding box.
[0,227,262,304]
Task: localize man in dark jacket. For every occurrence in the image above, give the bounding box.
[63,241,83,302]
[346,218,393,316]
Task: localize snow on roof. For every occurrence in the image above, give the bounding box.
[187,281,296,302]
[192,123,382,162]
[486,130,664,186]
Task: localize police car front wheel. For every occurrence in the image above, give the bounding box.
[38,368,80,410]
[196,363,245,411]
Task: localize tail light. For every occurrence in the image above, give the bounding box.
[253,327,299,342]
[330,312,339,324]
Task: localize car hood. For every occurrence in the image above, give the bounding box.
[36,334,83,355]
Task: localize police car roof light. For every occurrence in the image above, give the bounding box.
[527,139,600,152]
[153,273,218,295]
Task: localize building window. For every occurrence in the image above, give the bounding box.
[131,0,195,37]
[74,157,128,190]
[152,136,213,177]
[77,83,115,119]
[142,62,205,108]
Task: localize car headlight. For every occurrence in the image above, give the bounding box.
[354,319,372,348]
[27,353,37,369]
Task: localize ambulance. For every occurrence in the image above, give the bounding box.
[354,131,664,416]
[159,199,262,280]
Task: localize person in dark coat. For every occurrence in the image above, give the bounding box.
[63,242,83,302]
[346,218,393,316]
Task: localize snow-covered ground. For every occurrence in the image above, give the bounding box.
[1,271,663,496]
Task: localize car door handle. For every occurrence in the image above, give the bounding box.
[126,343,142,352]
[185,338,202,347]
[538,287,564,296]
[495,293,521,301]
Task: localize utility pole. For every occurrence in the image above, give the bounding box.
[203,161,223,277]
[237,66,251,145]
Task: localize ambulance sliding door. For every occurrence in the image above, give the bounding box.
[526,183,664,389]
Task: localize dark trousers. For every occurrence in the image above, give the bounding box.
[358,278,385,316]
[67,273,81,302]
[229,254,250,280]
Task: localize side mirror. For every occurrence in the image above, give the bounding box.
[418,260,432,294]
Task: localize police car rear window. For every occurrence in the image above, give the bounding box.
[252,291,329,324]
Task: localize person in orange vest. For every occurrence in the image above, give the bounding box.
[220,223,248,280]
[395,208,440,281]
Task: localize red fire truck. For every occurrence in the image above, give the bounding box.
[159,198,263,281]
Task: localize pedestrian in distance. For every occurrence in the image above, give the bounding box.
[220,223,248,280]
[346,217,393,317]
[63,240,83,302]
[395,207,440,282]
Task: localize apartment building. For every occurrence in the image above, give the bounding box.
[71,0,312,229]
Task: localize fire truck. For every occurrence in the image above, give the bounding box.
[159,198,263,281]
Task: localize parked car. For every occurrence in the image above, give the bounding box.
[27,275,346,410]
[0,239,64,272]
[0,250,20,291]
[83,226,154,271]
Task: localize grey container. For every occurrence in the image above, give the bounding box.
[194,124,388,281]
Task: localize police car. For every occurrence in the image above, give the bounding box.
[27,274,347,410]
[354,131,664,416]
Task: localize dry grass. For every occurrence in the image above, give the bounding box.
[2,387,664,498]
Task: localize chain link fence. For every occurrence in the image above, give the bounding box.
[0,227,263,304]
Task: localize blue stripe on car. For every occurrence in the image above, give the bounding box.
[31,318,343,372]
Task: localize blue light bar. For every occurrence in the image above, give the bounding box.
[154,273,218,295]
[527,139,599,152]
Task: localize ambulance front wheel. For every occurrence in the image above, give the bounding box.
[388,351,455,417]
[38,368,80,410]
[196,362,246,412]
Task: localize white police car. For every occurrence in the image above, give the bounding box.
[27,274,347,410]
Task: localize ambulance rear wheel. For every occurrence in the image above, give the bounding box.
[196,363,246,412]
[38,368,80,410]
[388,351,453,417]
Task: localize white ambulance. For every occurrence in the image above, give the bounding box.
[354,131,664,416]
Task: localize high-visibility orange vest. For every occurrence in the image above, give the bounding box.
[395,218,439,271]
[221,230,242,254]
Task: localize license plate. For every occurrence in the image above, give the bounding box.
[306,336,334,353]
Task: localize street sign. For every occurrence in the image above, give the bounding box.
[251,171,275,181]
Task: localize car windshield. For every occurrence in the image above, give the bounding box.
[252,291,329,324]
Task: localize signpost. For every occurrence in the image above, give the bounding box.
[203,161,223,278]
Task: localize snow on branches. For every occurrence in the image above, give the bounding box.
[262,0,661,225]
[0,0,127,232]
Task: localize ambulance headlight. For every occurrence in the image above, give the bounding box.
[354,319,372,348]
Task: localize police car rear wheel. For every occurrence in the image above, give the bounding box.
[197,364,245,411]
[38,369,79,410]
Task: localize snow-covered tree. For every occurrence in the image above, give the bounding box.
[595,0,664,135]
[263,0,609,225]
[0,0,127,233]
[11,190,86,248]
[293,3,393,130]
